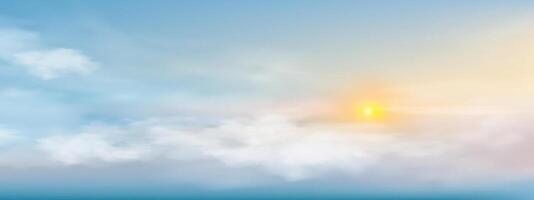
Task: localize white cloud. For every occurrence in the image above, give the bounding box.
[17,112,532,186]
[13,48,97,80]
[149,116,383,181]
[0,28,97,80]
[38,131,147,165]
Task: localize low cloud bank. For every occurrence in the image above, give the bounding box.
[0,113,524,186]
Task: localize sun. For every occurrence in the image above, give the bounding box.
[363,106,376,117]
[354,101,386,122]
[331,86,396,123]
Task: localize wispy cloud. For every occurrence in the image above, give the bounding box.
[39,132,147,165]
[0,28,98,80]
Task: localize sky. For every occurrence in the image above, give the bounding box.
[1,0,534,199]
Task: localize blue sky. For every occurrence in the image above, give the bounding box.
[2,1,534,199]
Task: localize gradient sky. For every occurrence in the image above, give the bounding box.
[1,1,534,199]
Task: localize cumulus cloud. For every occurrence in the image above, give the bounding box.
[10,112,530,186]
[0,28,97,80]
[149,116,381,181]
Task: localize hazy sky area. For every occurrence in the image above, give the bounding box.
[1,1,534,199]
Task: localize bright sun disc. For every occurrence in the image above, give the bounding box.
[355,102,386,122]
